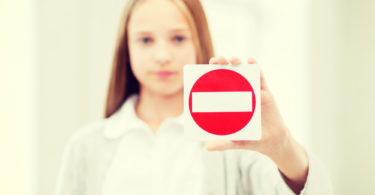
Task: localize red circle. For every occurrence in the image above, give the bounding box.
[188,69,256,135]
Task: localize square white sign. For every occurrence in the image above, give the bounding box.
[183,64,261,141]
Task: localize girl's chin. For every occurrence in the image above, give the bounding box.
[154,88,183,97]
[141,84,183,97]
[157,89,183,97]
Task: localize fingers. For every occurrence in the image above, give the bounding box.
[209,56,229,65]
[209,57,218,64]
[217,56,229,64]
[247,57,257,64]
[229,57,242,65]
[209,56,241,65]
[210,56,257,65]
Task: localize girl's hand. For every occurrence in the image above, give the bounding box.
[206,56,308,194]
[206,56,288,158]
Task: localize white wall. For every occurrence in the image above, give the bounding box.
[311,0,375,194]
[35,0,130,193]
[0,0,37,194]
[36,0,93,194]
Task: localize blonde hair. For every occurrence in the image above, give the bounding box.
[104,0,214,118]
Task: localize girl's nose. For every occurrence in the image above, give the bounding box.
[154,42,172,66]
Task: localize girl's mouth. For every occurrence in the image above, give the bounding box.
[155,71,175,78]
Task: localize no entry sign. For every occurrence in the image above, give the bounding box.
[189,69,256,135]
[184,64,261,140]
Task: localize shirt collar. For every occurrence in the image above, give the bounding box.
[103,94,184,139]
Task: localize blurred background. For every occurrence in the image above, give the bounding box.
[1,0,374,194]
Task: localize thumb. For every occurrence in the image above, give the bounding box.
[260,69,270,91]
[247,58,269,91]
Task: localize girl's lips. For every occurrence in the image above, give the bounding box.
[155,71,175,78]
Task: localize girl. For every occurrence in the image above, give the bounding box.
[56,0,331,194]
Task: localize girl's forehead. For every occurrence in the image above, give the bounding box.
[129,0,191,33]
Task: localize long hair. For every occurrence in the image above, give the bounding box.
[104,0,214,118]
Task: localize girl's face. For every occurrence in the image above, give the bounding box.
[128,0,197,97]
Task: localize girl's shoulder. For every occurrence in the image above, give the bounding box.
[66,95,137,149]
[64,118,117,152]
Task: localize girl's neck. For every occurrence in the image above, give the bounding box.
[135,88,183,134]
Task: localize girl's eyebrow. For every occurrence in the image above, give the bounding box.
[130,30,153,36]
[168,28,190,33]
[130,27,191,35]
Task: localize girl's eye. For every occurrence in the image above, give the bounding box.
[140,37,153,44]
[173,35,185,43]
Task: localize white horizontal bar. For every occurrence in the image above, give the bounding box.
[192,92,252,112]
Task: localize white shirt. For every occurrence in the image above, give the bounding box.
[56,94,332,195]
[101,95,204,195]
